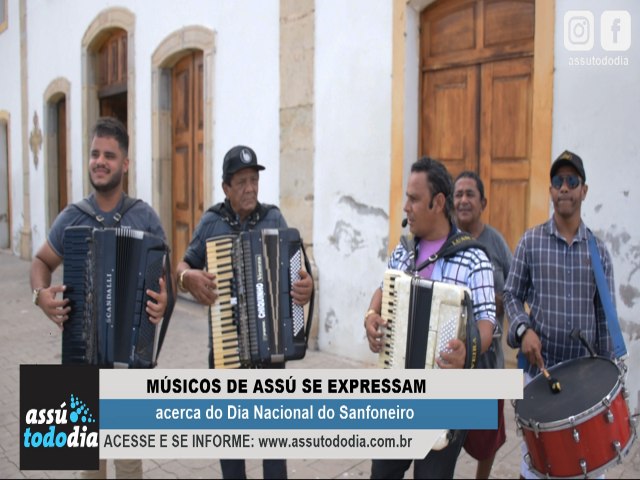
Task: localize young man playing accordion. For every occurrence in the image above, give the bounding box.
[30,117,170,479]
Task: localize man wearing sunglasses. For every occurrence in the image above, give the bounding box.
[503,150,616,479]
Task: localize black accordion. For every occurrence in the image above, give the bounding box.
[62,226,173,368]
[206,228,313,368]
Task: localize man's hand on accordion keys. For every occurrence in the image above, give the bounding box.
[145,276,168,325]
[364,310,386,354]
[180,268,219,306]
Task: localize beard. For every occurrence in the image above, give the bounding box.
[89,168,123,193]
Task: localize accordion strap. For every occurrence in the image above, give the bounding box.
[299,242,315,349]
[73,194,141,228]
[413,232,488,273]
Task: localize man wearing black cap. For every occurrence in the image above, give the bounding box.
[504,150,616,479]
[176,145,313,479]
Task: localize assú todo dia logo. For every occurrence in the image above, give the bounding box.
[23,393,98,448]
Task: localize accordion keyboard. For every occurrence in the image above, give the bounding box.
[207,235,242,368]
[379,270,412,369]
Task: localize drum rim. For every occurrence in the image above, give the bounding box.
[516,356,625,431]
[517,381,624,432]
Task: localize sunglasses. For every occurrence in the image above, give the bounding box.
[551,174,581,190]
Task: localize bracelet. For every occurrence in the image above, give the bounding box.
[363,308,378,327]
[178,269,190,292]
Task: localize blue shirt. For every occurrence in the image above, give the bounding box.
[48,193,166,257]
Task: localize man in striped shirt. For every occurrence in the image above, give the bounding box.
[364,157,496,479]
[504,150,615,479]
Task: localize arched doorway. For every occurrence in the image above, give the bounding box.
[151,26,214,270]
[82,7,135,197]
[44,93,69,229]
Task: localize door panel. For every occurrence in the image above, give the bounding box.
[171,51,204,269]
[480,57,533,251]
[422,65,479,180]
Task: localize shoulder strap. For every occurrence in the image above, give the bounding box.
[414,232,488,273]
[72,198,101,224]
[207,203,225,215]
[207,201,278,230]
[588,231,627,359]
[71,195,141,228]
[113,195,141,226]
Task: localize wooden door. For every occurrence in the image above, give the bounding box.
[171,51,204,269]
[420,0,534,251]
[420,0,535,367]
[480,58,533,251]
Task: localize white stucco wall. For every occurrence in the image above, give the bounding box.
[22,0,280,254]
[553,0,640,413]
[0,1,24,255]
[130,0,280,205]
[314,0,393,366]
[26,0,96,251]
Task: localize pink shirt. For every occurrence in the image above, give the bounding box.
[415,237,447,279]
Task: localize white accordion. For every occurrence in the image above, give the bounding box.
[379,269,471,369]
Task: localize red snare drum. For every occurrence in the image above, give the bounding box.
[515,356,636,478]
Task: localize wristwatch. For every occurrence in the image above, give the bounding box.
[515,322,530,344]
[32,288,43,306]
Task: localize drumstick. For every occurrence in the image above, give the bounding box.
[541,367,561,393]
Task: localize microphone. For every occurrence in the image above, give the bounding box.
[402,218,408,228]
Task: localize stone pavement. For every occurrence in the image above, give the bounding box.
[1,249,638,478]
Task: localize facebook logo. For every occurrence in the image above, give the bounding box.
[601,11,631,51]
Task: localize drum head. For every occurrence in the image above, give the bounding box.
[516,357,619,424]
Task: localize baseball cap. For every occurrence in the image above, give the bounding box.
[550,150,586,182]
[222,145,265,179]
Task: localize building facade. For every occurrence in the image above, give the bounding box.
[1,0,638,413]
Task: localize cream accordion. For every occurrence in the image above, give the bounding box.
[379,269,472,370]
[205,228,313,369]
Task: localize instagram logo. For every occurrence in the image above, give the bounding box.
[601,11,631,51]
[564,11,595,51]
